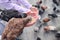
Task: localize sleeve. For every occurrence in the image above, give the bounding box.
[11,3,31,13]
[17,0,32,9]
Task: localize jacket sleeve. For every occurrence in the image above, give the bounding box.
[17,0,32,9]
[11,3,30,13]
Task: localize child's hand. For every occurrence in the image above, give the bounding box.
[25,7,39,27]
